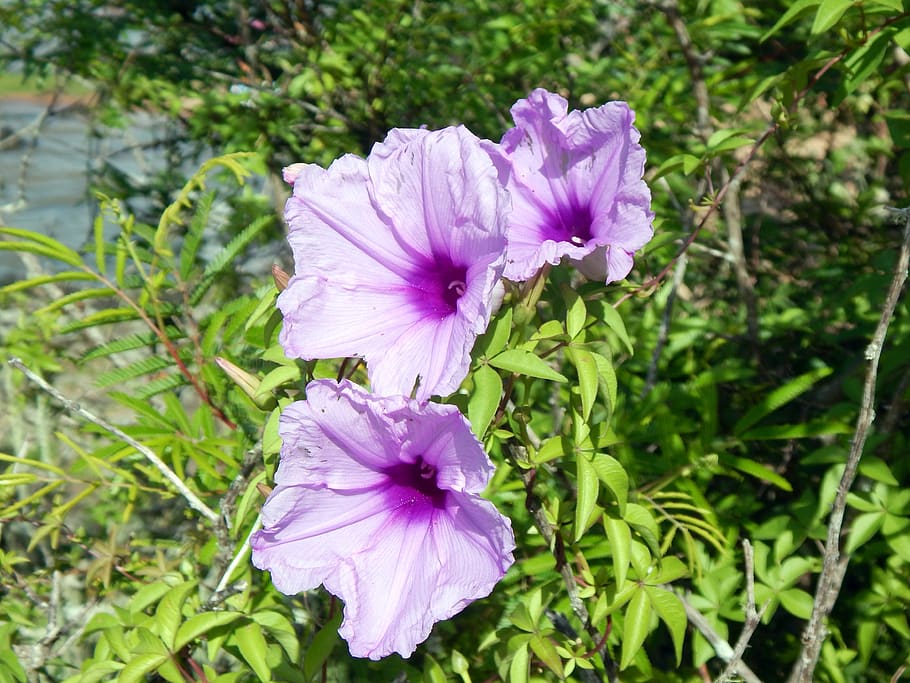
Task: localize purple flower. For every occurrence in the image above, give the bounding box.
[250,379,515,660]
[278,126,509,401]
[484,88,654,283]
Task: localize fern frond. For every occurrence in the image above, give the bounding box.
[0,271,95,296]
[81,326,184,362]
[0,227,83,267]
[60,307,140,333]
[190,215,273,306]
[136,373,188,399]
[95,356,172,388]
[34,288,117,316]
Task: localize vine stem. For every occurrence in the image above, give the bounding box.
[8,356,220,524]
[787,208,910,682]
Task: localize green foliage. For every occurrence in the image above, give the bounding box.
[2,0,910,681]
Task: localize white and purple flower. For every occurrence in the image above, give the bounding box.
[278,125,509,401]
[484,88,654,283]
[250,379,515,660]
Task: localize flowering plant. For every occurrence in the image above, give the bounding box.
[253,88,659,663]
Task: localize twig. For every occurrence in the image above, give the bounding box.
[716,540,768,683]
[787,208,910,683]
[677,591,763,683]
[720,168,760,360]
[208,513,261,606]
[7,356,220,524]
[642,251,687,397]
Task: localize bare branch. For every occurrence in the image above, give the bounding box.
[787,209,910,683]
[7,356,220,524]
[716,540,769,683]
[677,590,763,683]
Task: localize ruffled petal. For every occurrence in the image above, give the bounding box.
[328,495,514,659]
[275,382,400,490]
[250,484,394,595]
[369,126,509,266]
[489,89,653,283]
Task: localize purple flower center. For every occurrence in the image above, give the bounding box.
[411,256,469,319]
[384,456,448,511]
[551,202,594,246]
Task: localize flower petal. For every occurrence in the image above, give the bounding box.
[328,495,514,659]
[487,88,654,283]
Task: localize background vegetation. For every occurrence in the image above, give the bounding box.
[1,1,909,681]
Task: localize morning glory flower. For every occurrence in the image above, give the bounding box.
[250,379,515,660]
[278,126,509,401]
[484,88,654,283]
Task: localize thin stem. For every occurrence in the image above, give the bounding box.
[8,357,220,524]
[787,209,910,683]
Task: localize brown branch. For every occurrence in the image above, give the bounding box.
[787,208,910,683]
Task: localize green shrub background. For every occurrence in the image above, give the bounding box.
[1,1,909,681]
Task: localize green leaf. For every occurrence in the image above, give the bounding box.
[468,364,502,439]
[597,302,634,355]
[489,349,567,382]
[846,511,885,553]
[645,586,686,665]
[592,351,617,411]
[836,28,896,101]
[130,579,176,614]
[652,153,703,179]
[575,453,600,542]
[721,454,793,491]
[566,347,598,422]
[153,580,197,648]
[779,588,814,619]
[624,503,661,558]
[174,611,242,651]
[0,227,83,266]
[761,0,821,41]
[733,366,832,435]
[250,609,300,661]
[117,653,169,683]
[562,285,587,339]
[529,633,564,678]
[423,656,447,683]
[302,611,341,682]
[508,643,529,683]
[858,457,899,485]
[234,622,271,682]
[811,0,854,34]
[603,515,632,589]
[590,453,628,514]
[255,364,301,398]
[741,417,851,440]
[620,588,652,670]
[475,307,513,358]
